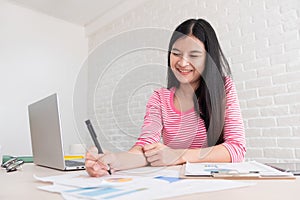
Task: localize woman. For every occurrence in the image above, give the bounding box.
[85,19,246,177]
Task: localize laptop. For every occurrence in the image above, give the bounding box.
[28,93,85,171]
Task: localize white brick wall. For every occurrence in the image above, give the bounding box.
[86,0,300,162]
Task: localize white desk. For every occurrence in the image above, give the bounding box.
[0,163,299,200]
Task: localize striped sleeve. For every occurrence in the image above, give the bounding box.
[134,89,163,147]
[221,77,246,162]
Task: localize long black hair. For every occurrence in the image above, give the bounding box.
[167,19,232,147]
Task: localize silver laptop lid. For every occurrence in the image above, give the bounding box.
[28,93,66,170]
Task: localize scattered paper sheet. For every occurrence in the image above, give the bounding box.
[34,171,101,188]
[34,171,88,183]
[60,178,255,200]
[155,179,255,199]
[35,167,255,200]
[38,183,76,193]
[115,166,179,177]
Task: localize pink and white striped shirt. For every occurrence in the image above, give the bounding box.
[135,77,246,162]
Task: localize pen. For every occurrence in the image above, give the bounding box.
[85,120,103,154]
[107,165,112,175]
[85,119,111,175]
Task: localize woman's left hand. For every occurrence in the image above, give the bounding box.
[143,143,185,166]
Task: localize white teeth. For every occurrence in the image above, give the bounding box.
[178,69,192,73]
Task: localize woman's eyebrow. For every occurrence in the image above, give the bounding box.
[190,50,203,54]
[171,48,180,52]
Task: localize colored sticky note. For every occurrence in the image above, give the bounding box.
[154,176,181,183]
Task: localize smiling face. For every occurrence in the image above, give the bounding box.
[170,35,206,90]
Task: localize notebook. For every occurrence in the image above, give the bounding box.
[28,93,85,171]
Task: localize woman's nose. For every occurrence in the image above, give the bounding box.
[178,57,190,67]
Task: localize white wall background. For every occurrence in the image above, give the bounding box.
[0,1,88,155]
[0,0,299,163]
[87,0,300,162]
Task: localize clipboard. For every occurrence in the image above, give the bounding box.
[179,161,296,180]
[265,162,300,176]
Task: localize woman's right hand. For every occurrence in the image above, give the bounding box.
[85,147,111,177]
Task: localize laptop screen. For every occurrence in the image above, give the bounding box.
[28,93,66,170]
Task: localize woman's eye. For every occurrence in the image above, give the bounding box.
[190,55,199,58]
[171,52,181,56]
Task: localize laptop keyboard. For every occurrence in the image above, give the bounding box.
[65,160,85,167]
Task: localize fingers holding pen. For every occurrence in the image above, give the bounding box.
[86,147,100,160]
[85,161,108,177]
[85,147,112,177]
